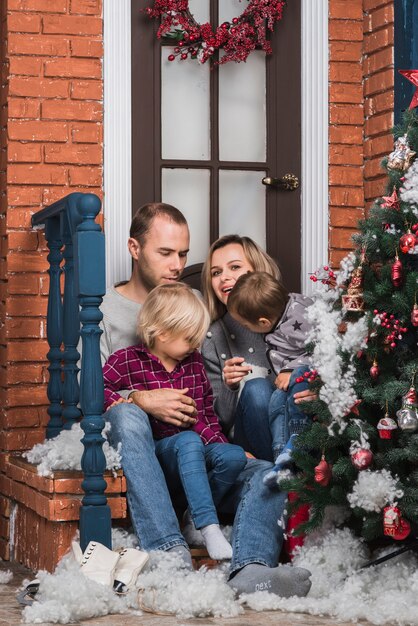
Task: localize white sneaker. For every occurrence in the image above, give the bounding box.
[113,547,149,593]
[79,541,121,587]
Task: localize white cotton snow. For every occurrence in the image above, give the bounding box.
[0,569,12,583]
[23,423,121,476]
[400,158,418,206]
[347,469,404,512]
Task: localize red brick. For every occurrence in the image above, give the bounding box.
[365,90,394,116]
[8,340,49,361]
[8,0,67,11]
[330,185,364,209]
[7,273,40,294]
[330,227,358,249]
[329,0,363,20]
[7,251,48,272]
[71,79,102,100]
[7,187,42,206]
[330,207,364,228]
[8,12,41,33]
[364,0,392,10]
[8,34,69,56]
[330,41,363,62]
[3,406,46,427]
[329,166,364,186]
[43,15,102,35]
[364,4,394,32]
[329,144,363,166]
[6,318,45,340]
[71,122,101,143]
[8,120,69,141]
[329,61,363,84]
[6,209,35,229]
[8,98,41,119]
[7,231,40,251]
[44,58,102,79]
[330,247,355,267]
[9,56,43,77]
[68,166,102,186]
[329,83,363,104]
[364,69,394,97]
[70,38,103,58]
[45,143,102,165]
[363,47,393,76]
[364,155,386,179]
[7,295,47,317]
[70,0,101,14]
[365,111,393,137]
[364,27,393,55]
[364,133,393,159]
[364,177,387,200]
[9,77,69,98]
[330,104,364,125]
[8,164,67,185]
[1,429,44,451]
[42,100,102,121]
[329,20,363,41]
[6,364,45,385]
[329,125,363,145]
[8,142,42,163]
[41,185,102,205]
[8,385,48,407]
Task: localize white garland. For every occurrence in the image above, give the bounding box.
[347,469,403,512]
[400,158,418,207]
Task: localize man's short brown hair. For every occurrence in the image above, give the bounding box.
[227,271,288,325]
[130,202,187,246]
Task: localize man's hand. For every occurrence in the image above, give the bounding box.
[275,372,292,390]
[129,387,198,427]
[223,357,252,390]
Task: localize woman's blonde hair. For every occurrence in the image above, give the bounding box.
[138,282,210,349]
[202,235,282,322]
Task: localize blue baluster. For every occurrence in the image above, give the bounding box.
[61,215,82,430]
[45,217,63,439]
[75,193,111,550]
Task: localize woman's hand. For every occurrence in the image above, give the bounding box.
[294,388,318,404]
[222,357,252,390]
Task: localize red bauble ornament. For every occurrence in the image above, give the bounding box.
[383,505,411,540]
[399,230,417,254]
[314,456,332,486]
[370,360,380,380]
[411,304,418,327]
[391,256,403,287]
[351,448,373,470]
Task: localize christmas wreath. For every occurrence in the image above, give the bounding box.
[145,0,287,65]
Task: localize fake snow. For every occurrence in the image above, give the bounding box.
[23,423,121,477]
[20,526,418,625]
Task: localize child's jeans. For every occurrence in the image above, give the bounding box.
[154,430,247,529]
[268,365,311,461]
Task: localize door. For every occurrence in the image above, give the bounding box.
[131,0,301,291]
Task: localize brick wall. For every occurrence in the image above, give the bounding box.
[0,0,103,561]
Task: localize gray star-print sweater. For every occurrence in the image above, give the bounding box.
[265,292,313,375]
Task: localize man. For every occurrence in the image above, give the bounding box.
[103,202,311,598]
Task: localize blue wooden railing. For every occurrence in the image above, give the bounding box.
[31,192,111,551]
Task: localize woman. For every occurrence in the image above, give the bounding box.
[201,235,313,461]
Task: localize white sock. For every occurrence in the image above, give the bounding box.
[200,524,233,560]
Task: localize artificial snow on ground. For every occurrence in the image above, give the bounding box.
[20,526,418,625]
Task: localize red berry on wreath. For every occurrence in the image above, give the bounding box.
[180,53,187,60]
[168,54,175,62]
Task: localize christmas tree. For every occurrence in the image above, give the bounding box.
[286,107,418,549]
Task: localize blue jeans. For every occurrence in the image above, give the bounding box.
[155,431,247,529]
[268,366,310,458]
[233,378,275,461]
[106,403,286,575]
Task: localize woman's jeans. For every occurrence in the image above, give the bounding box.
[105,402,287,576]
[233,378,275,461]
[154,431,247,529]
[268,366,310,459]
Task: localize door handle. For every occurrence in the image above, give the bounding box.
[262,173,300,191]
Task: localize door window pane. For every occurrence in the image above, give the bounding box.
[189,0,210,23]
[161,52,210,160]
[219,51,266,162]
[162,168,210,265]
[219,169,266,248]
[218,0,250,24]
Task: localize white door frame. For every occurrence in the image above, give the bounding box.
[103,0,329,293]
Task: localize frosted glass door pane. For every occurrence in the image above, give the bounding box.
[188,0,209,23]
[218,0,250,24]
[162,54,210,160]
[219,51,266,162]
[219,170,266,248]
[162,168,210,266]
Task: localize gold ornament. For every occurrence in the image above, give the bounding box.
[342,260,365,312]
[387,134,416,171]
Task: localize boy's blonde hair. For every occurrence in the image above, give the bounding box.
[138,282,210,349]
[227,271,288,325]
[202,235,281,322]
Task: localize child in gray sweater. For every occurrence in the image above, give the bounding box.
[227,272,313,486]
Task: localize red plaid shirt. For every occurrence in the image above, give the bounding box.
[103,344,228,445]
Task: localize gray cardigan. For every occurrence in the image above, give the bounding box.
[201,313,275,434]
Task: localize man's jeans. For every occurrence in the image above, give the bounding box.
[155,431,247,529]
[268,366,310,459]
[106,402,287,576]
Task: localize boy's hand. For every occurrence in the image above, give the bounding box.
[223,357,252,390]
[245,451,255,459]
[107,397,133,410]
[275,372,292,390]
